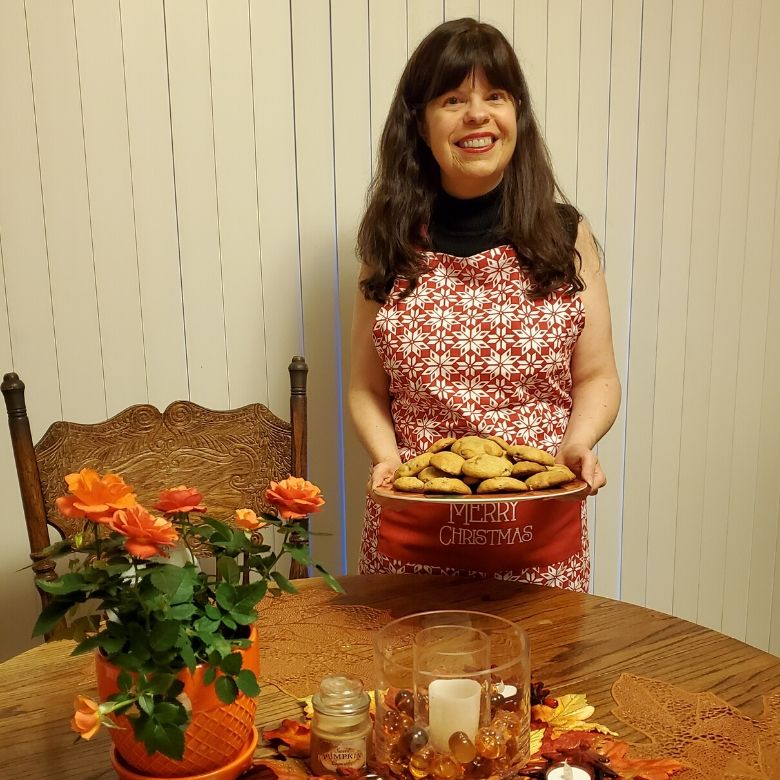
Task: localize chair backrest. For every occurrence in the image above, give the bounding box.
[2,356,309,610]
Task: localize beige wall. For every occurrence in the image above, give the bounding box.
[1,0,778,661]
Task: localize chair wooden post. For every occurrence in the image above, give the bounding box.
[287,356,309,579]
[1,373,55,609]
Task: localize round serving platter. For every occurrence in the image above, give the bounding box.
[372,478,590,506]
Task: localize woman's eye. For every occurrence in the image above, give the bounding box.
[488,91,507,102]
[444,96,461,105]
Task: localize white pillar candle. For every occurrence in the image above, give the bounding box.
[427,678,482,752]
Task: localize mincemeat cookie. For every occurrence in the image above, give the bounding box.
[461,454,513,479]
[511,460,547,479]
[525,465,576,489]
[485,435,511,451]
[427,437,457,453]
[395,452,433,478]
[393,477,426,492]
[418,465,449,482]
[505,445,556,466]
[430,450,466,476]
[475,477,528,493]
[457,436,504,458]
[422,477,472,495]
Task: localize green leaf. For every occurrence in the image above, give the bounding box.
[153,702,185,725]
[201,517,233,541]
[285,545,312,565]
[36,573,89,595]
[160,724,185,760]
[217,555,240,585]
[146,673,177,695]
[138,694,154,716]
[72,635,102,656]
[315,565,345,594]
[215,675,238,704]
[180,642,197,673]
[165,603,197,620]
[205,604,221,620]
[98,634,126,654]
[150,621,180,652]
[236,669,260,697]
[235,580,267,606]
[215,582,236,610]
[270,571,297,594]
[221,615,237,630]
[32,599,73,637]
[149,566,186,599]
[118,671,133,692]
[203,666,217,685]
[229,610,257,626]
[220,652,242,675]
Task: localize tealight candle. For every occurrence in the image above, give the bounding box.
[427,678,482,752]
[545,762,594,780]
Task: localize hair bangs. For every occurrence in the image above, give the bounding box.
[421,27,523,106]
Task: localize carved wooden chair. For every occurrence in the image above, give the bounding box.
[2,356,310,614]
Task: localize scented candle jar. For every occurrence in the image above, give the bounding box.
[372,611,530,780]
[310,675,372,775]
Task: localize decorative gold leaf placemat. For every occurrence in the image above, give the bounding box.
[257,590,391,699]
[611,673,780,779]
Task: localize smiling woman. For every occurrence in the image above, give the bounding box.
[348,18,621,590]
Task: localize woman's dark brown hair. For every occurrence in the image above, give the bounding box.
[357,18,584,302]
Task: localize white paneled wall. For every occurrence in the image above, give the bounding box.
[0,0,778,662]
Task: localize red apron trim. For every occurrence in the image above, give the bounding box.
[377,499,582,574]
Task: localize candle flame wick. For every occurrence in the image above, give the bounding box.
[562,761,574,780]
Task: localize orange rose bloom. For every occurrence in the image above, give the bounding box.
[55,468,137,524]
[265,477,325,521]
[234,508,268,531]
[108,505,179,559]
[71,695,102,740]
[154,486,207,516]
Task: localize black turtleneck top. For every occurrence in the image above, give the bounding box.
[429,184,507,257]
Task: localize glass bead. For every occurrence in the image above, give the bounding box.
[410,746,435,775]
[431,753,460,780]
[383,709,406,737]
[490,691,503,713]
[395,688,415,717]
[448,731,477,764]
[475,726,506,760]
[468,756,493,779]
[416,691,430,720]
[405,726,430,754]
[494,710,522,738]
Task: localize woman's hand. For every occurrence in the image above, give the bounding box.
[556,443,606,495]
[369,459,402,492]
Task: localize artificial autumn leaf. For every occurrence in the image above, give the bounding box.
[599,738,684,780]
[245,757,312,780]
[540,730,599,753]
[532,693,618,738]
[529,728,544,756]
[262,719,312,757]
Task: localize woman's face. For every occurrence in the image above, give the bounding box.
[421,68,517,199]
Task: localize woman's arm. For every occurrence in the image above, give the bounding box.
[348,281,401,490]
[557,220,622,493]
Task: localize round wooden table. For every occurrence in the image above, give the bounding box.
[1,574,779,779]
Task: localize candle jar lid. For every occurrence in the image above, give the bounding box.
[312,674,370,717]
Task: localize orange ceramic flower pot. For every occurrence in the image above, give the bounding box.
[96,627,260,779]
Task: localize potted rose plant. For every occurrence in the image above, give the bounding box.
[33,468,341,779]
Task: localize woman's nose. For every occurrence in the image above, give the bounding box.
[464,97,489,123]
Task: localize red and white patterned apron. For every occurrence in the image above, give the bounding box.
[359,244,590,592]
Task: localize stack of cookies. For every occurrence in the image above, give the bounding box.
[393,435,576,495]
